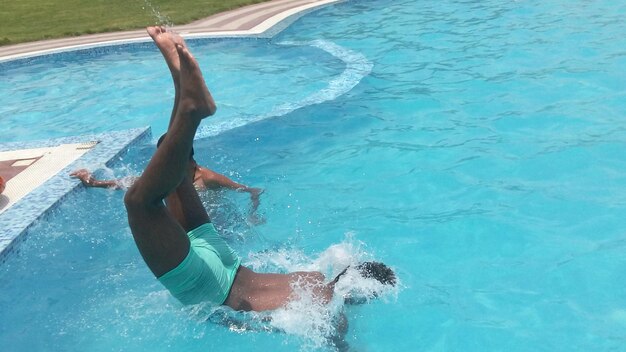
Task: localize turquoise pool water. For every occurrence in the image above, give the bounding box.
[2,0,626,350]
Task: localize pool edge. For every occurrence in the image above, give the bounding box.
[0,127,151,264]
[0,0,346,63]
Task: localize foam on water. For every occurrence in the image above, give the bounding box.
[127,234,401,351]
[196,40,373,139]
[200,233,400,350]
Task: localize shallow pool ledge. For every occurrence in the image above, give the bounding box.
[0,127,151,263]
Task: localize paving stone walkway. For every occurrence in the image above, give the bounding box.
[0,0,340,60]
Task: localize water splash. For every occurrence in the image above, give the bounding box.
[196,40,373,139]
[162,234,399,350]
[142,0,173,27]
[232,233,399,349]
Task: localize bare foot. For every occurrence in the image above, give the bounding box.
[175,43,217,119]
[146,26,186,85]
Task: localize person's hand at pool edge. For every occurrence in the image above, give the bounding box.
[70,169,127,190]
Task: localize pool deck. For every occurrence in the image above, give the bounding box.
[0,0,342,61]
[0,0,345,260]
[0,128,152,263]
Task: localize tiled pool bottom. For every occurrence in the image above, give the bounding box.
[0,127,150,264]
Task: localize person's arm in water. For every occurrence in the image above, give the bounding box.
[194,164,264,221]
[70,169,136,190]
[0,175,5,194]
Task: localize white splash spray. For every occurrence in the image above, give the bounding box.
[241,233,399,349]
[142,0,173,26]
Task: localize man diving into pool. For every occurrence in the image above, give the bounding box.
[125,27,395,315]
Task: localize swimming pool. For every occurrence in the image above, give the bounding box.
[2,0,626,350]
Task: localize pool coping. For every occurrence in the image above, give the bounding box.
[0,127,151,264]
[0,0,344,62]
[0,142,99,214]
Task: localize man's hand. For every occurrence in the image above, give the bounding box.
[70,169,94,186]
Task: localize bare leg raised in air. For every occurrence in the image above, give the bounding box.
[125,28,395,350]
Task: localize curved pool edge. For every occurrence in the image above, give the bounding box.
[0,0,344,63]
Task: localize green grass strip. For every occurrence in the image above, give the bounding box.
[0,0,271,45]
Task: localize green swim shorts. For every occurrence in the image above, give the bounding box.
[158,223,241,305]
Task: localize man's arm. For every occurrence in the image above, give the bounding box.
[199,167,263,196]
[70,169,135,190]
[198,166,264,222]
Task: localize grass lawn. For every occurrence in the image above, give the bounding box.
[0,0,271,45]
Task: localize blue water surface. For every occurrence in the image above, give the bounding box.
[2,0,626,350]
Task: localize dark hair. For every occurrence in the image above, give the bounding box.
[157,133,195,160]
[356,261,396,286]
[331,261,396,287]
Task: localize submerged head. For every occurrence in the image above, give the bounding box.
[332,261,396,304]
[355,261,396,286]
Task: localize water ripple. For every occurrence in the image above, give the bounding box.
[196,39,372,138]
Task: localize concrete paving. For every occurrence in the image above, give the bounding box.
[0,0,340,61]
